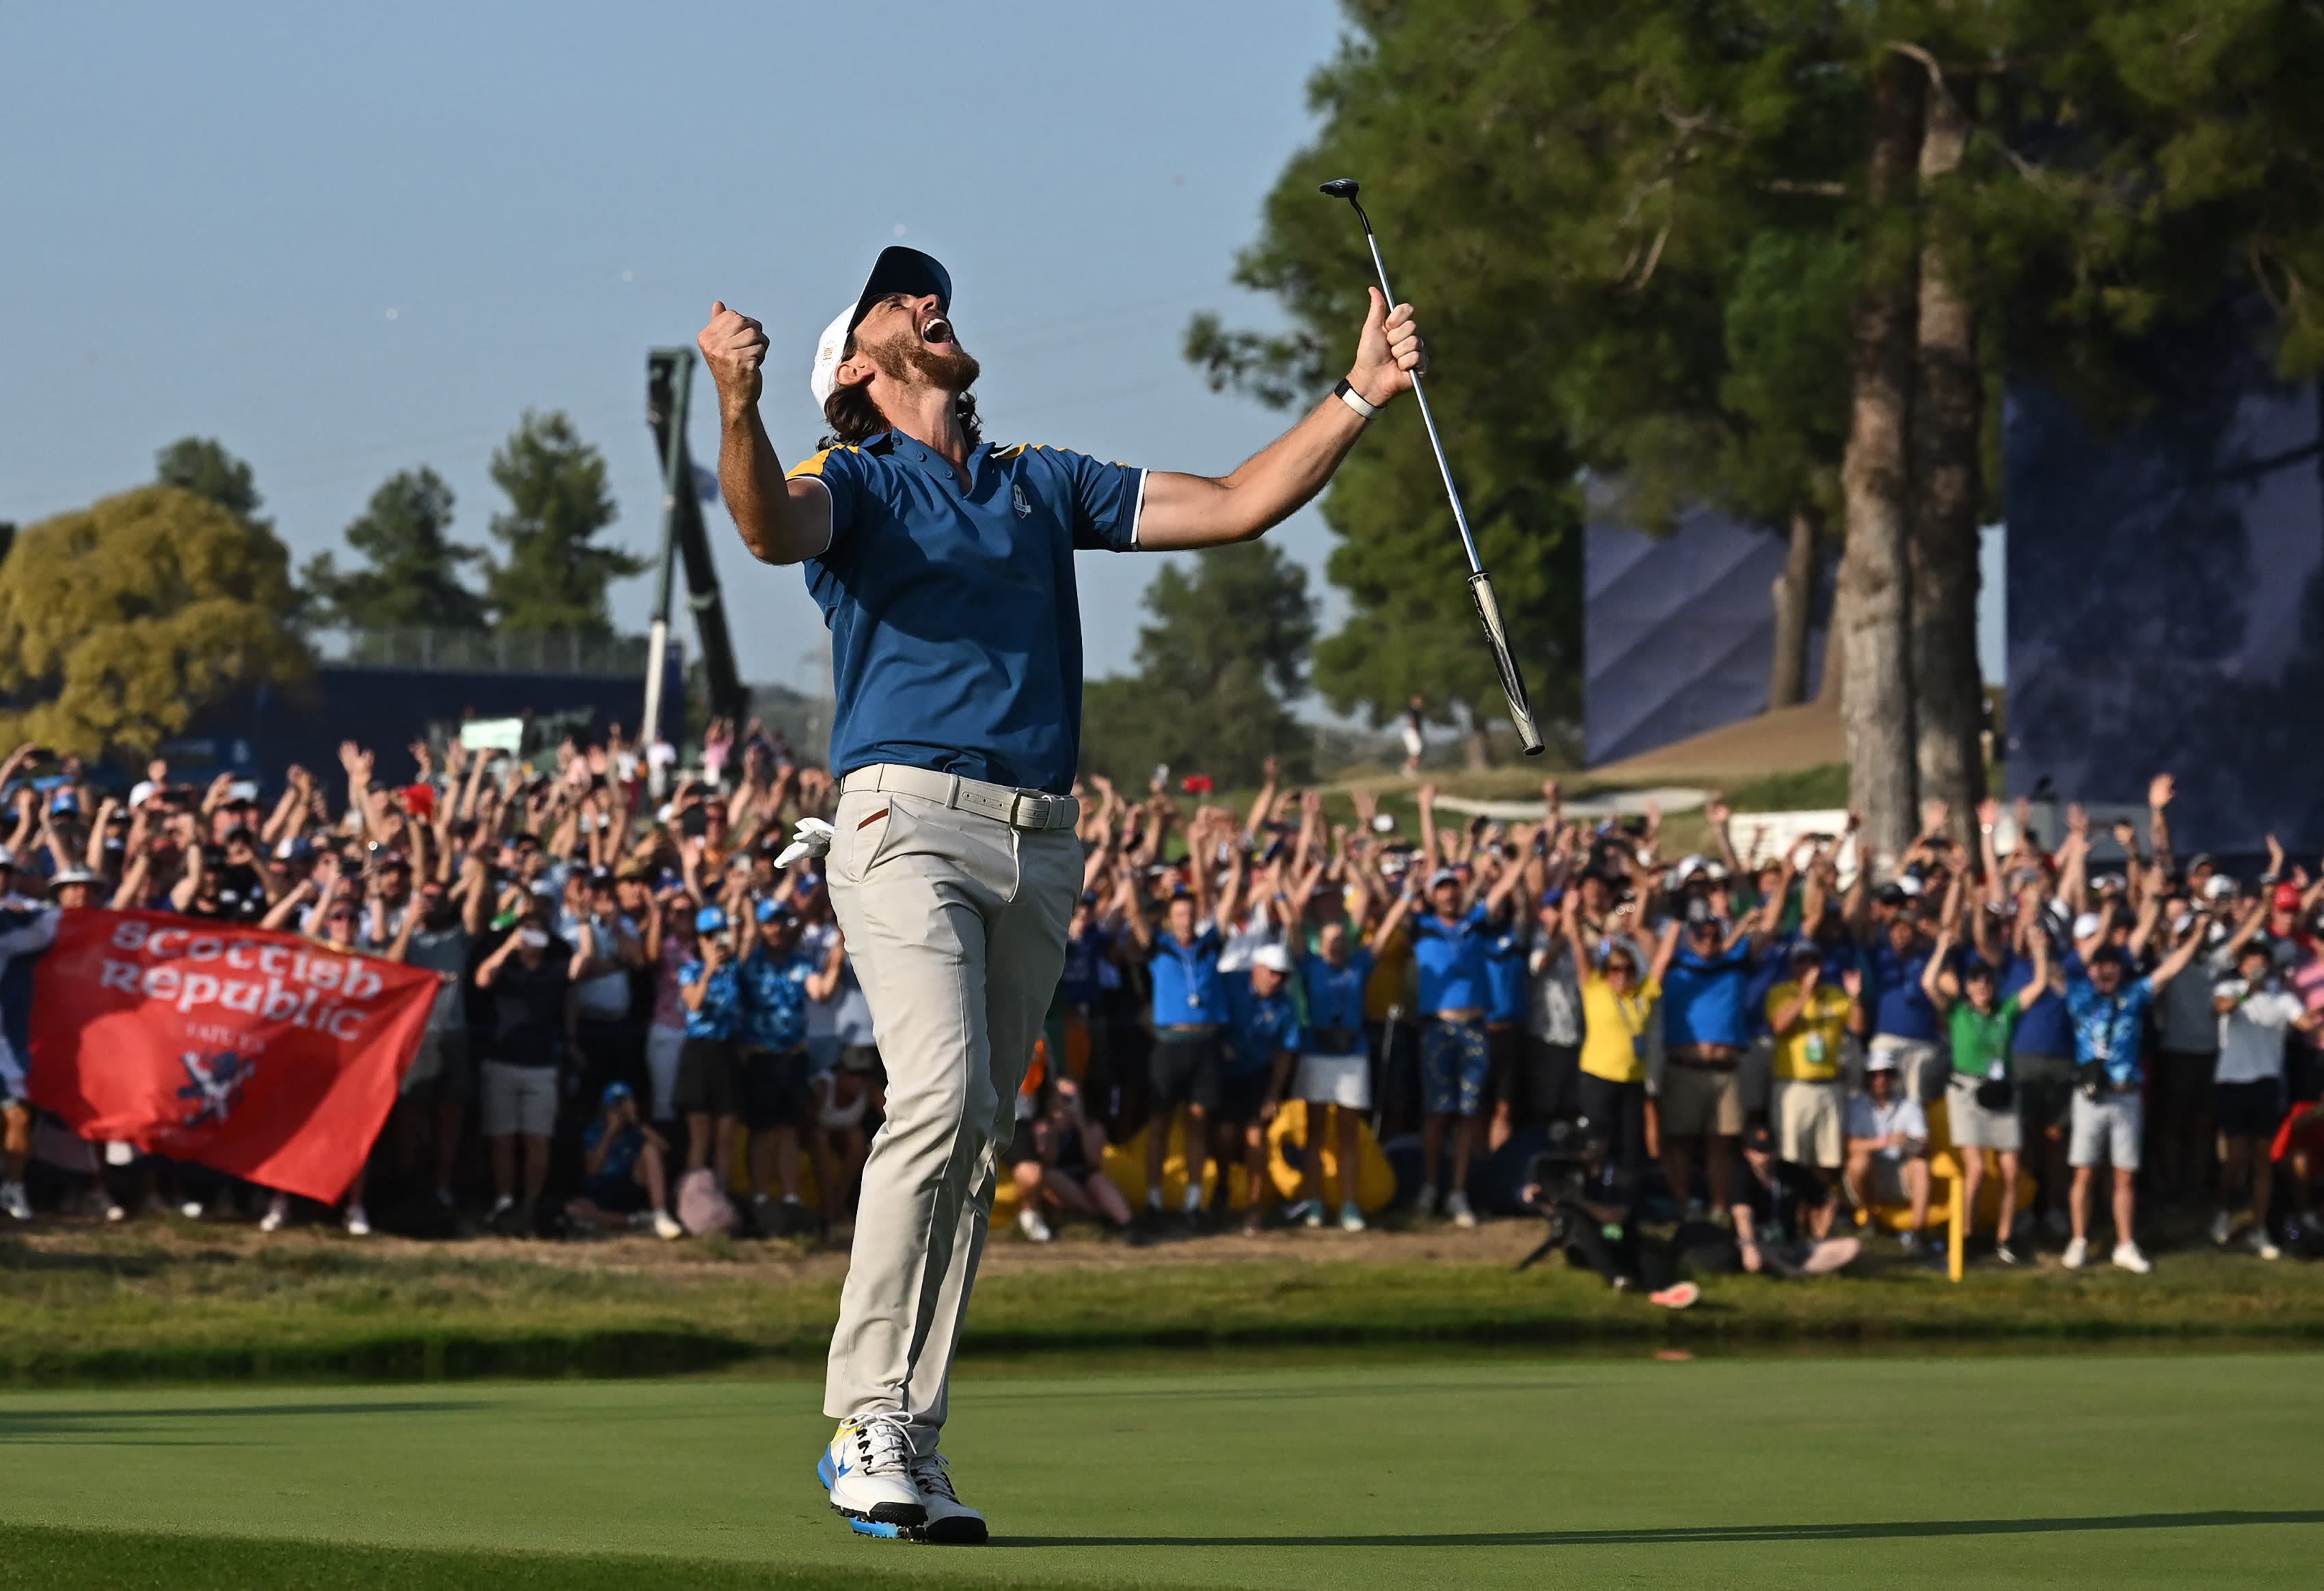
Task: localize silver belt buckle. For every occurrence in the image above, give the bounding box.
[951,780,1008,821]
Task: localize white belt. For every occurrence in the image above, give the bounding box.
[841,763,1080,832]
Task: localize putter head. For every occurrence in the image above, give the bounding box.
[1318,178,1361,200]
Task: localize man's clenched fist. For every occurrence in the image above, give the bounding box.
[699,301,769,410]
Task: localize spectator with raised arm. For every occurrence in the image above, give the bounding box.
[1121,824,1229,1229]
[2210,899,2314,1260]
[1764,942,1865,1236]
[2062,881,2210,1273]
[1658,846,1786,1219]
[1565,890,1679,1199]
[1922,913,2054,1264]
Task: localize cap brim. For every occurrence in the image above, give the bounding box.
[850,245,951,334]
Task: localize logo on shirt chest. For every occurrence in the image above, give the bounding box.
[1012,483,1031,519]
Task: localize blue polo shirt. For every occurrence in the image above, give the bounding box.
[1865,938,1942,1041]
[1483,920,1528,1024]
[1224,976,1302,1076]
[1664,939,1754,1048]
[2003,952,2074,1058]
[789,431,1145,795]
[1413,906,1491,1013]
[1149,926,1223,1026]
[1301,948,1374,1044]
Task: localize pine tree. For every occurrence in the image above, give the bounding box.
[301,467,489,631]
[483,411,641,636]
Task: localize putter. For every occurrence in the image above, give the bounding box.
[1320,177,1544,757]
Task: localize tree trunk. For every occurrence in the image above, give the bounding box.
[1837,61,1923,865]
[1818,565,1849,709]
[1463,724,1492,772]
[1768,505,1820,710]
[1906,56,1987,838]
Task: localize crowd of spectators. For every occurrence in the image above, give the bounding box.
[0,733,2320,1283]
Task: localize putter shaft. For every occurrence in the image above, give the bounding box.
[1353,228,1483,577]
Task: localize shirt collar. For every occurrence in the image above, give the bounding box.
[867,429,988,482]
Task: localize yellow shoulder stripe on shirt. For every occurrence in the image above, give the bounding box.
[787,445,859,480]
[990,442,1134,466]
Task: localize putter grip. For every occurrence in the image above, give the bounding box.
[1468,571,1545,757]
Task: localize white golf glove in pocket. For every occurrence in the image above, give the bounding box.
[774,817,834,869]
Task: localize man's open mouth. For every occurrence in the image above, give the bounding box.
[920,314,954,345]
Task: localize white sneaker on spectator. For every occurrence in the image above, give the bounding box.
[1994,1242,2018,1266]
[2209,1209,2235,1247]
[258,1201,287,1234]
[342,1204,370,1237]
[652,1210,683,1241]
[1339,1201,1366,1232]
[1897,1231,1919,1254]
[1446,1191,1477,1229]
[0,1181,29,1221]
[1282,1198,1321,1228]
[2062,1236,2089,1268]
[103,1201,126,1223]
[2110,1242,2152,1275]
[1016,1206,1053,1243]
[2250,1229,2282,1262]
[817,1413,924,1537]
[908,1452,988,1545]
[1414,1185,1438,1219]
[179,1200,204,1220]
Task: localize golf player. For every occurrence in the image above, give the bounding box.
[699,247,1426,1544]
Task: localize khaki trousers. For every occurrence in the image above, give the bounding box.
[821,774,1079,1449]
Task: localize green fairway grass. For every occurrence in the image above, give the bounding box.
[0,1353,2316,1589]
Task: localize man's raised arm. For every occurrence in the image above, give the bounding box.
[700,302,833,566]
[1136,290,1426,551]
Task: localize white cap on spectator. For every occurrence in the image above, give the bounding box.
[2072,911,2102,940]
[1895,874,1925,897]
[1673,854,1706,882]
[2204,875,2237,901]
[1251,944,1293,974]
[128,780,157,810]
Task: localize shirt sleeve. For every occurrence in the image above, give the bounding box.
[1058,451,1146,552]
[787,446,863,554]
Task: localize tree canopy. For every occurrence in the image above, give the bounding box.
[301,467,489,631]
[0,487,308,755]
[483,411,640,636]
[1081,543,1318,787]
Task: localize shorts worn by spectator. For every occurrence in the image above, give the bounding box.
[1843,1055,1930,1242]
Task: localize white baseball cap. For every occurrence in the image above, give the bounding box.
[1251,943,1293,974]
[807,245,954,410]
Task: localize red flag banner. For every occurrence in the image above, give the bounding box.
[26,908,437,1203]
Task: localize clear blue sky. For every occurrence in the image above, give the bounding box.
[1,1,1349,694]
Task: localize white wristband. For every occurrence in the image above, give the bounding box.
[1334,378,1381,420]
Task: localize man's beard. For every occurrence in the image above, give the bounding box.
[865,324,981,394]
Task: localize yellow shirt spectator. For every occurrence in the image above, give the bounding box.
[1766,977,1853,1082]
[1579,973,1660,1085]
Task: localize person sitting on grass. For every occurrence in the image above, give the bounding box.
[1920,916,2055,1264]
[1842,1052,1931,1251]
[1517,1121,1700,1310]
[1220,942,1302,1236]
[1731,1121,1862,1277]
[1024,1075,1137,1239]
[565,1082,683,1239]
